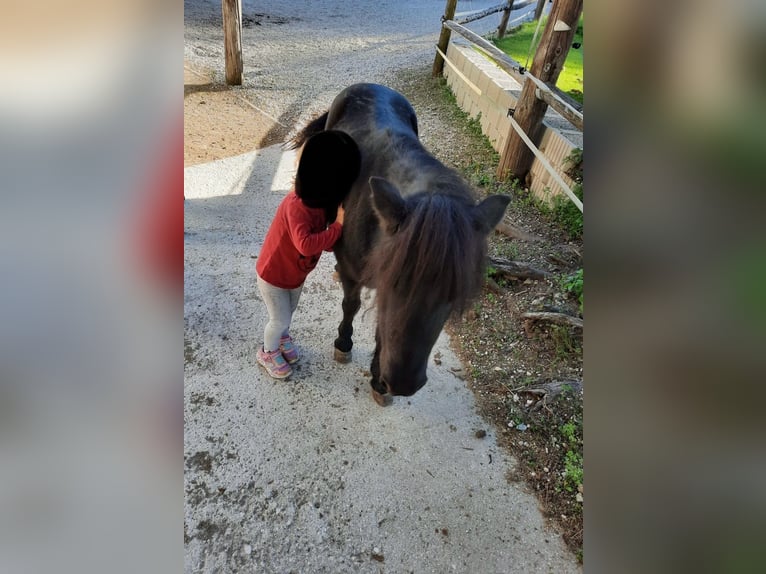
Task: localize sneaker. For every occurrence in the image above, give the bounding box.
[280,335,299,364]
[256,347,292,379]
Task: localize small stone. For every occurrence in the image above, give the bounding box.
[576,493,583,503]
[244,544,252,555]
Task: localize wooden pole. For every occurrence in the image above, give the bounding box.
[222,0,243,85]
[443,20,526,85]
[443,20,582,129]
[432,0,459,77]
[496,0,583,181]
[497,1,513,39]
[534,0,547,21]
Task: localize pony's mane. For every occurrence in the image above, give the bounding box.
[364,190,487,319]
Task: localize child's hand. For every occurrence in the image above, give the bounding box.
[336,205,345,225]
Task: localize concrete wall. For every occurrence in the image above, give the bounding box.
[442,42,580,203]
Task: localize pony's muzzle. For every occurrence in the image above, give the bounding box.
[384,377,427,397]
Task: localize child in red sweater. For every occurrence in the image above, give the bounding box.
[256,130,361,378]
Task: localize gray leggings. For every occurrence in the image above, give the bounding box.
[257,275,304,352]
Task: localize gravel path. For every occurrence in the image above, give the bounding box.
[184,0,531,127]
[184,2,580,572]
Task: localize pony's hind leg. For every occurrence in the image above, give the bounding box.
[334,276,361,363]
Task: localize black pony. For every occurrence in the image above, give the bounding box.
[293,83,509,406]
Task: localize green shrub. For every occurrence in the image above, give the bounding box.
[550,148,583,238]
[563,268,584,315]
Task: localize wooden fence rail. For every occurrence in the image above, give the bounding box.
[507,114,583,211]
[442,20,582,131]
[434,0,583,213]
[455,0,533,25]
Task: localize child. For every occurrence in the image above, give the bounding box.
[255,130,361,378]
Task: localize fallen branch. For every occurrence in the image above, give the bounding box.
[558,243,582,263]
[488,257,550,280]
[485,276,504,294]
[522,311,583,329]
[520,380,583,412]
[495,221,543,243]
[546,252,570,267]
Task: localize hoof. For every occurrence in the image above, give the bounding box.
[371,388,393,407]
[334,348,352,363]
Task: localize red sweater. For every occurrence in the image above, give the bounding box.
[256,192,342,289]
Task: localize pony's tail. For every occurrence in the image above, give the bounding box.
[288,111,329,150]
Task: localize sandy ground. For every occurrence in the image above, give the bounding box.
[184,1,580,572]
[184,64,289,166]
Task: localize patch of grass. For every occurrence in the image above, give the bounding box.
[513,179,550,213]
[546,148,583,239]
[560,417,583,494]
[495,239,519,260]
[437,78,504,192]
[550,185,582,238]
[439,76,458,106]
[466,113,484,139]
[493,15,584,104]
[550,325,579,360]
[563,450,583,492]
[466,160,496,189]
[563,268,584,315]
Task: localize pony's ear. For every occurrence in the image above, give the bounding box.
[473,194,511,234]
[369,177,407,234]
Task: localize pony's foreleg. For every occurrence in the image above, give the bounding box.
[333,278,360,363]
[369,328,392,407]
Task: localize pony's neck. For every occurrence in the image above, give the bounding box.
[384,138,466,200]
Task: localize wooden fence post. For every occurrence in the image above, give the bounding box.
[496,0,582,181]
[222,0,243,85]
[534,0,547,21]
[496,1,513,39]
[432,0,459,77]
